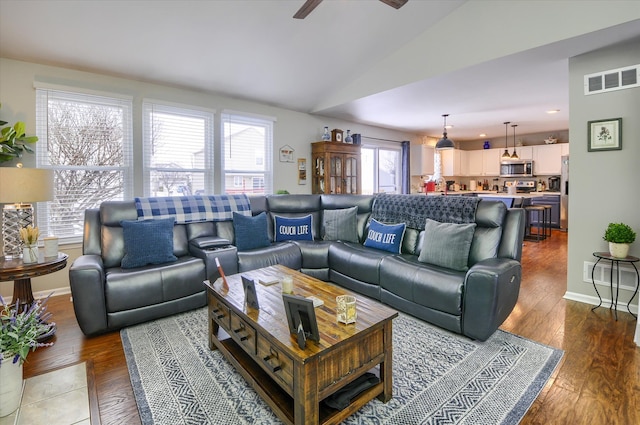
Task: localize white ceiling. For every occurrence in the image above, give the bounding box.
[1,1,640,141]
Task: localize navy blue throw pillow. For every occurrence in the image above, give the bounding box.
[363,219,406,254]
[274,215,314,242]
[233,212,271,251]
[121,218,178,269]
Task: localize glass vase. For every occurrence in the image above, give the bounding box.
[22,245,38,264]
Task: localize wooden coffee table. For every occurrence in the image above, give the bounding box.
[205,264,398,425]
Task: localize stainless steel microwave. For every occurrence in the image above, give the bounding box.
[500,160,533,177]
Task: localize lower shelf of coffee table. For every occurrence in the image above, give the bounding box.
[211,328,383,425]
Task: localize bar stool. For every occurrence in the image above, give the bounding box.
[538,204,553,239]
[524,205,546,242]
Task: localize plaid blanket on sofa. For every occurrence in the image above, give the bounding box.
[372,194,480,230]
[135,195,251,224]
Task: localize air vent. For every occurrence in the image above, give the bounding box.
[584,64,639,95]
[583,261,637,291]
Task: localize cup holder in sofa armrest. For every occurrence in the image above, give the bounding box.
[190,236,231,250]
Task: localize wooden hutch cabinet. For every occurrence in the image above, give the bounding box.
[311,141,361,195]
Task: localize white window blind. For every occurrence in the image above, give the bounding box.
[142,101,214,197]
[36,88,133,242]
[221,112,273,195]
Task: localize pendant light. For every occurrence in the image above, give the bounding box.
[435,114,455,150]
[502,121,511,158]
[510,124,519,159]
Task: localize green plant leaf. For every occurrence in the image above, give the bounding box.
[13,121,26,136]
[17,136,39,144]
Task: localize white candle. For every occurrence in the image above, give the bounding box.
[43,236,58,257]
[281,276,293,294]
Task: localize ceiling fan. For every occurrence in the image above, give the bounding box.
[293,0,408,19]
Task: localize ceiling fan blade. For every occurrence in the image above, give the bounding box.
[293,0,323,19]
[379,0,408,9]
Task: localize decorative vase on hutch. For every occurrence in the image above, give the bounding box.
[344,130,353,144]
[0,355,23,417]
[321,126,331,141]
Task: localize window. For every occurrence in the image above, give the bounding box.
[252,177,265,190]
[221,111,274,195]
[233,176,243,187]
[361,142,402,195]
[143,101,214,197]
[36,87,133,242]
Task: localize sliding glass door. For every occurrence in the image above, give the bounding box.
[361,143,402,195]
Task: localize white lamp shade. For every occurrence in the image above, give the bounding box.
[0,167,54,204]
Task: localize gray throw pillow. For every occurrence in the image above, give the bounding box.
[322,206,359,243]
[418,218,477,271]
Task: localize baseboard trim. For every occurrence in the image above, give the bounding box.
[564,291,638,315]
[3,286,71,305]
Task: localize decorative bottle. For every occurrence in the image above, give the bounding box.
[321,126,331,141]
[344,130,353,144]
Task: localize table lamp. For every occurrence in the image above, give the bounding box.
[0,165,54,258]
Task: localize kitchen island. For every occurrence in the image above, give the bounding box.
[423,191,562,228]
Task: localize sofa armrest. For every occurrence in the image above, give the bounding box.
[69,254,108,336]
[462,258,521,341]
[189,245,238,282]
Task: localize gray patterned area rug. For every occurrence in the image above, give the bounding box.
[121,308,563,425]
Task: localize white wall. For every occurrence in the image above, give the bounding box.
[565,37,640,311]
[0,58,418,298]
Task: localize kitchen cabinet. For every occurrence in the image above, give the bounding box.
[462,149,501,176]
[561,143,570,156]
[482,148,502,176]
[465,150,483,176]
[513,146,533,160]
[410,144,435,176]
[533,144,563,175]
[441,149,461,176]
[311,141,360,195]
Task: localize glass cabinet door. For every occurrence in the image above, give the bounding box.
[312,155,325,194]
[344,155,358,194]
[330,155,342,194]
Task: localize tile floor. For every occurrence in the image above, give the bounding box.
[0,362,90,425]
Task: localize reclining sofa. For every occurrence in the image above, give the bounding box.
[69,194,525,341]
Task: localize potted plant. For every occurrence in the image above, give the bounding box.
[19,225,40,264]
[0,103,39,163]
[603,222,636,258]
[0,294,55,417]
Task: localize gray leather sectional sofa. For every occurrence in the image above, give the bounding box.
[69,194,525,340]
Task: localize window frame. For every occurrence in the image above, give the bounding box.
[220,111,274,195]
[35,85,134,243]
[142,100,215,197]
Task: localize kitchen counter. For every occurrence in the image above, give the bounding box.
[424,191,560,198]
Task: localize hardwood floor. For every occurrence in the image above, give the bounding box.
[23,230,639,425]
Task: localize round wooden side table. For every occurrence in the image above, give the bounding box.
[0,252,68,311]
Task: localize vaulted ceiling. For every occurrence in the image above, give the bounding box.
[1,1,639,141]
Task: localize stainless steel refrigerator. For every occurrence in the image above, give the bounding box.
[560,155,569,230]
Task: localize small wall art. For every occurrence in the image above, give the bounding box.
[298,158,307,185]
[279,145,295,162]
[588,118,622,151]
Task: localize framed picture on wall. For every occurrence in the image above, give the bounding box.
[279,145,295,162]
[588,118,622,151]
